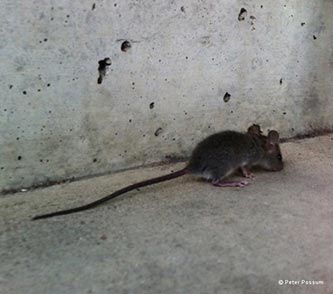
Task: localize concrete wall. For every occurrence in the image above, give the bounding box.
[1,0,332,192]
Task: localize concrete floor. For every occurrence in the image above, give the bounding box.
[1,135,333,294]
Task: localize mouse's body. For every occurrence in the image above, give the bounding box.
[32,124,283,220]
[188,130,264,182]
[188,127,283,185]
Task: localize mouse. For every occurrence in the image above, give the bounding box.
[32,124,283,220]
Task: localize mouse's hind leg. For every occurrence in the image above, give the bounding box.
[212,179,249,188]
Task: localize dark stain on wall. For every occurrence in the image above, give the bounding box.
[97,58,112,84]
[155,127,163,136]
[238,8,247,21]
[304,89,320,112]
[249,15,256,30]
[121,40,131,52]
[223,92,231,103]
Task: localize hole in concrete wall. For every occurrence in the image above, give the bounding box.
[121,41,131,52]
[149,102,155,109]
[93,158,97,163]
[223,92,231,102]
[313,35,317,40]
[301,22,305,26]
[9,85,13,89]
[260,5,263,8]
[97,58,112,84]
[180,6,185,12]
[249,15,256,30]
[92,3,96,10]
[280,78,283,85]
[47,83,51,87]
[155,127,163,136]
[17,156,22,160]
[238,8,247,21]
[22,91,27,95]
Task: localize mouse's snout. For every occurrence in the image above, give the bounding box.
[259,154,284,172]
[273,162,284,171]
[269,157,284,171]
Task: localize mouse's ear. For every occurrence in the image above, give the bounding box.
[247,124,262,135]
[267,130,280,144]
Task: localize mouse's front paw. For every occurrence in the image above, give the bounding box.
[240,166,255,180]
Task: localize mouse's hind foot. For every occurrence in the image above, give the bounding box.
[212,179,249,188]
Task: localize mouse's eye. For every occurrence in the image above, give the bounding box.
[277,154,282,161]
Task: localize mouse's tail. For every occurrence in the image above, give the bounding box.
[31,168,188,220]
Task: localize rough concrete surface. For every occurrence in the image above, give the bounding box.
[1,135,333,294]
[1,0,333,191]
